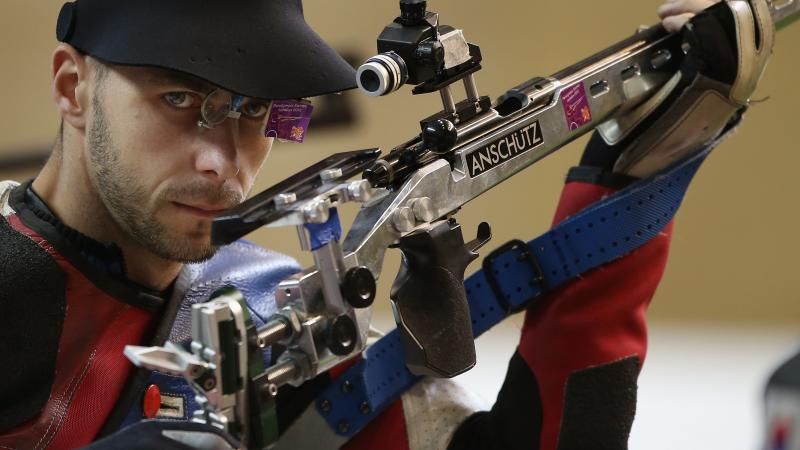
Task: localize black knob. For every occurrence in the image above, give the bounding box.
[422,119,458,154]
[326,315,358,356]
[399,0,427,25]
[341,266,377,309]
[414,40,444,63]
[363,161,391,187]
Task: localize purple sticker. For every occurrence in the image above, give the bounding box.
[265,100,314,143]
[560,83,592,131]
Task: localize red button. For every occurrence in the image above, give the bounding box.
[143,384,161,419]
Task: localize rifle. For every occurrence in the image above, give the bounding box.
[124,1,800,447]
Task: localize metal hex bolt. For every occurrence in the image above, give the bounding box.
[359,402,371,415]
[391,206,416,233]
[410,197,436,222]
[320,168,343,182]
[275,192,297,207]
[341,380,353,394]
[279,307,303,338]
[303,199,330,224]
[347,180,374,202]
[337,421,350,434]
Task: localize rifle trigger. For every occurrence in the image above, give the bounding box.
[465,222,492,253]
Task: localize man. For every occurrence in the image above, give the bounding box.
[0,0,773,449]
[0,1,353,447]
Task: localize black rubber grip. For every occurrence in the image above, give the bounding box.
[390,220,477,378]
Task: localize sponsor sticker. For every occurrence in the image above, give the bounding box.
[465,120,544,178]
[560,83,592,130]
[265,99,314,143]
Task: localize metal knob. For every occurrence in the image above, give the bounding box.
[326,315,358,356]
[422,119,458,154]
[341,267,377,308]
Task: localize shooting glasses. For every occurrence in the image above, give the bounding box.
[197,89,270,130]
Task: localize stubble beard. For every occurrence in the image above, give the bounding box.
[87,94,222,263]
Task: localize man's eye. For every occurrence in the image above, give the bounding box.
[241,101,269,118]
[163,92,200,109]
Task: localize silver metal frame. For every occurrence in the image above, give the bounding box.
[253,0,800,388]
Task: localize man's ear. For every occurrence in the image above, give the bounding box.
[52,44,91,131]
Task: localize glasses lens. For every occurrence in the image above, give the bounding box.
[201,89,233,126]
[197,91,271,148]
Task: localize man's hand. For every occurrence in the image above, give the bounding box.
[658,0,719,33]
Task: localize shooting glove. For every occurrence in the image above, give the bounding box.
[595,0,774,178]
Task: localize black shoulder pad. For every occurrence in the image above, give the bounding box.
[0,214,67,431]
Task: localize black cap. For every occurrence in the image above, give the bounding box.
[56,0,357,100]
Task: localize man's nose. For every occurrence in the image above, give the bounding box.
[193,120,241,181]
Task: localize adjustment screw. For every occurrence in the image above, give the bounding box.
[260,383,278,401]
[341,266,377,309]
[337,421,350,434]
[320,399,332,412]
[341,380,354,394]
[303,199,330,224]
[360,402,371,415]
[347,180,374,202]
[325,315,358,356]
[320,168,343,182]
[275,192,297,206]
[391,206,416,232]
[410,197,436,222]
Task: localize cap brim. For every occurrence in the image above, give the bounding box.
[59,0,357,100]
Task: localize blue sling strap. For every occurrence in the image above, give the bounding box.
[314,145,713,437]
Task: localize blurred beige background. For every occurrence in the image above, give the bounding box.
[2,0,799,329]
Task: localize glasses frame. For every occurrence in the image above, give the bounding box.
[197,89,246,130]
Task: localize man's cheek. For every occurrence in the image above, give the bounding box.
[242,152,271,195]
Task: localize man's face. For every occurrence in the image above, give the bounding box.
[85,63,274,263]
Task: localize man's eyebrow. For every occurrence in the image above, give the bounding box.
[146,73,215,92]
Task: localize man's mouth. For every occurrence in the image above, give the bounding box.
[171,202,231,219]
